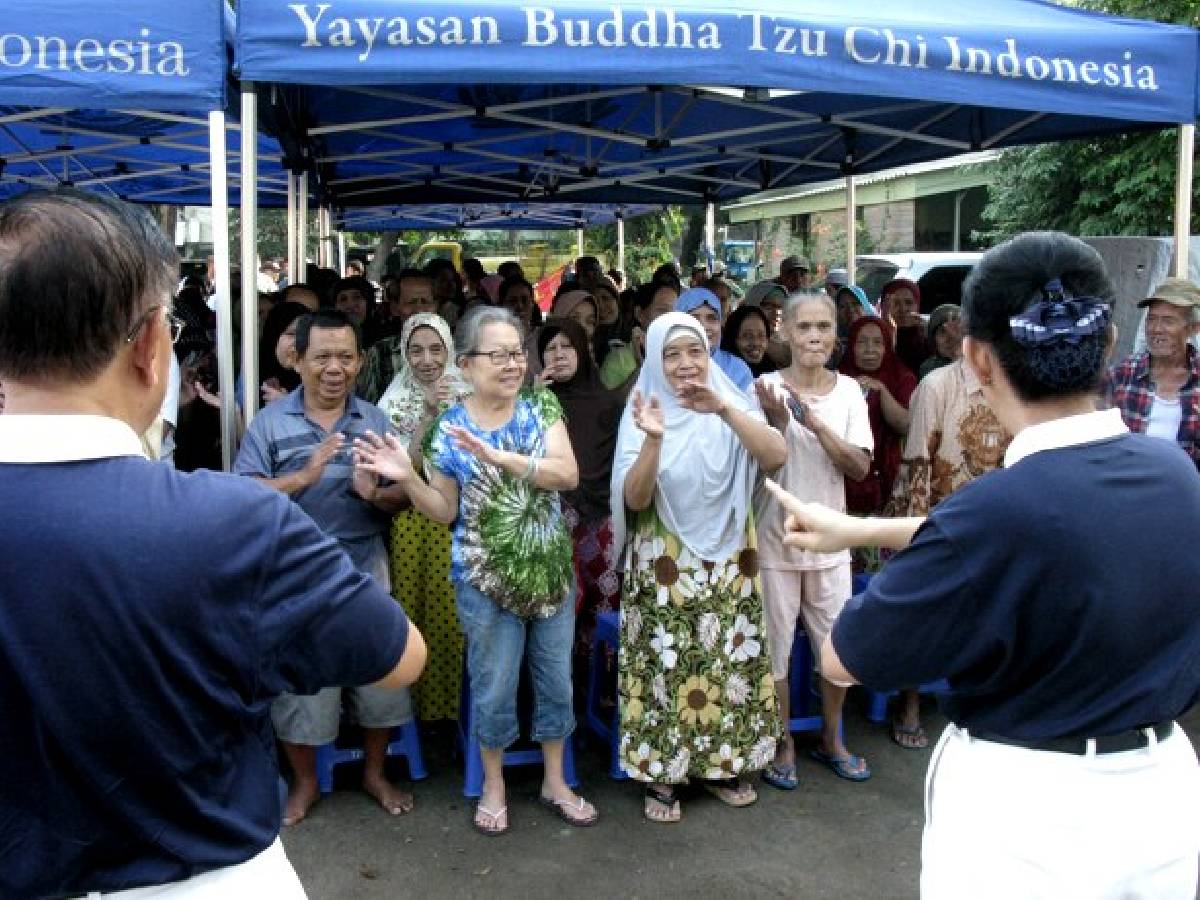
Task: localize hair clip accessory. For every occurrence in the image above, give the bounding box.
[1008,279,1110,348]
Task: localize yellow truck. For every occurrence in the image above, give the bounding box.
[413,240,592,281]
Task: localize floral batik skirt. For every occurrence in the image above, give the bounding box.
[617,507,780,784]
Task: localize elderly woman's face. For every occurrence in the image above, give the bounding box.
[275,321,299,369]
[884,287,918,320]
[662,333,709,394]
[406,325,448,386]
[853,322,886,373]
[463,322,526,397]
[735,314,769,364]
[542,332,579,382]
[785,297,837,369]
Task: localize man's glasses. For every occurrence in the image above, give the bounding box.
[126,305,185,345]
[466,348,527,365]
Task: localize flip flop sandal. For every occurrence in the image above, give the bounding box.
[644,786,681,824]
[472,802,509,837]
[539,794,599,827]
[703,780,758,807]
[810,749,872,782]
[762,762,799,791]
[891,720,930,750]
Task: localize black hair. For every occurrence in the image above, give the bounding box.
[498,276,534,304]
[497,260,524,280]
[332,275,376,304]
[280,282,320,307]
[962,231,1114,401]
[387,268,431,299]
[294,308,362,357]
[0,188,178,382]
[259,301,310,389]
[634,279,680,310]
[462,257,486,280]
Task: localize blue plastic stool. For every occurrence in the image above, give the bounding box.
[457,652,579,798]
[584,610,628,780]
[314,720,428,794]
[787,624,826,735]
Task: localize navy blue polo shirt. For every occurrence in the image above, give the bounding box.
[833,429,1200,740]
[234,388,393,570]
[0,420,410,898]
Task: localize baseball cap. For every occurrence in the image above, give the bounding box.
[825,268,849,288]
[1137,277,1200,309]
[780,254,810,275]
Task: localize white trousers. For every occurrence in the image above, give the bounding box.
[922,722,1200,900]
[76,838,306,899]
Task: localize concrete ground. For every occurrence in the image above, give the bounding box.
[281,700,1200,900]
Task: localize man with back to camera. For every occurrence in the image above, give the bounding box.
[0,189,426,899]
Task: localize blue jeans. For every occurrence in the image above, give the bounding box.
[454,581,576,750]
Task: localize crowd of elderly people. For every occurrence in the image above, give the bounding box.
[13,211,1196,845]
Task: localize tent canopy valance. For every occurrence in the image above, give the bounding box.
[236,0,1200,207]
[334,201,663,230]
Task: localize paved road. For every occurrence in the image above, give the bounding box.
[279,701,1200,899]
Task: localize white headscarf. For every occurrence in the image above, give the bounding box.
[610,312,763,563]
[377,313,471,441]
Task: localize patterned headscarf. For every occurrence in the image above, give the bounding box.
[377,313,471,441]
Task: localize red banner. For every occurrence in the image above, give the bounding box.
[535,265,567,312]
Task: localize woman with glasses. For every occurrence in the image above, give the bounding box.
[354,306,597,836]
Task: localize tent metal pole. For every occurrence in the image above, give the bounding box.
[845,173,857,286]
[286,172,297,283]
[617,217,626,273]
[207,110,236,472]
[298,171,310,274]
[1174,124,1194,279]
[576,227,584,257]
[240,82,260,422]
[952,190,966,252]
[705,201,716,270]
[338,231,347,275]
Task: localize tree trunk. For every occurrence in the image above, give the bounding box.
[368,231,400,281]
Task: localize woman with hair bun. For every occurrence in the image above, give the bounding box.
[766,231,1200,899]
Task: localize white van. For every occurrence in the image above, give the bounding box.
[855,252,982,313]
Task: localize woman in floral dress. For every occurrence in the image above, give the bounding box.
[376,312,471,722]
[611,312,787,822]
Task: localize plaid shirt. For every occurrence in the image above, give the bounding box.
[1101,345,1200,469]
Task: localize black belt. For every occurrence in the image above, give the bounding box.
[972,722,1174,755]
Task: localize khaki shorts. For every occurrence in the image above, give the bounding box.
[759,566,852,682]
[271,543,412,745]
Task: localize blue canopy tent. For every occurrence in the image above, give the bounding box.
[235,0,1200,404]
[334,201,662,230]
[0,1,298,462]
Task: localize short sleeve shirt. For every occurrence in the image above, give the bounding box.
[234,388,393,569]
[754,372,873,570]
[425,388,574,618]
[832,431,1200,740]
[0,416,410,898]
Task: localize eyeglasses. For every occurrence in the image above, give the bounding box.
[126,305,184,345]
[466,348,527,365]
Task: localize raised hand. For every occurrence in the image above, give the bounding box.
[350,462,379,501]
[763,479,866,553]
[631,390,665,439]
[261,377,287,405]
[677,380,726,416]
[755,378,789,431]
[778,381,821,434]
[353,430,414,482]
[301,433,344,487]
[444,424,503,467]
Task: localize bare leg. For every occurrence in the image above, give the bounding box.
[361,728,413,815]
[540,738,594,820]
[773,677,795,768]
[891,689,929,749]
[819,678,852,759]
[480,746,506,814]
[280,742,319,827]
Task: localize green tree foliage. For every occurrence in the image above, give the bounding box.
[980,0,1199,241]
